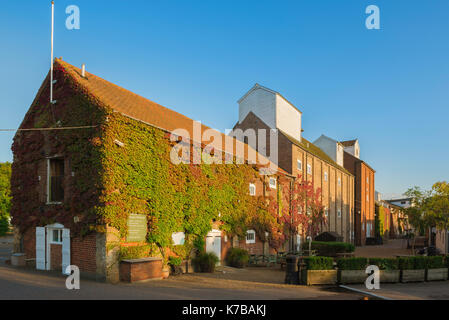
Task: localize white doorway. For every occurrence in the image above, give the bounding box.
[206,229,221,266]
[35,224,70,274]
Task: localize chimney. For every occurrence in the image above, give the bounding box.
[81,64,86,77]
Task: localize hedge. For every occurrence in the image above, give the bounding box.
[119,244,151,261]
[336,257,368,270]
[398,256,428,270]
[303,241,355,257]
[225,248,249,268]
[425,256,446,269]
[302,256,334,270]
[368,258,399,270]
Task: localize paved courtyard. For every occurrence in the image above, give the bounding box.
[354,239,412,258]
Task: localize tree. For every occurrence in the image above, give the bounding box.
[404,181,449,235]
[281,175,325,252]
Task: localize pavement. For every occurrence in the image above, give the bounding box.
[0,264,363,300]
[354,239,412,258]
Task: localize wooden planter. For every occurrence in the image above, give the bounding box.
[401,269,425,283]
[120,257,163,282]
[338,270,366,284]
[180,260,193,274]
[301,270,337,286]
[426,268,448,281]
[379,270,400,283]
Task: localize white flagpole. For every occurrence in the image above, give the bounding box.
[50,1,55,104]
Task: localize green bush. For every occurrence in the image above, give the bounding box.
[0,215,9,236]
[425,256,445,269]
[119,245,151,261]
[303,241,355,257]
[302,256,334,270]
[168,256,183,266]
[369,258,399,270]
[193,252,219,272]
[225,248,249,268]
[398,256,427,270]
[336,257,368,270]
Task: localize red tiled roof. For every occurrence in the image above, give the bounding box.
[55,59,286,174]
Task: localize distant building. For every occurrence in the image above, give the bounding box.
[385,197,413,209]
[233,84,355,243]
[314,136,375,246]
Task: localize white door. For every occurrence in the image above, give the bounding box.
[62,228,71,275]
[36,227,46,270]
[206,230,221,266]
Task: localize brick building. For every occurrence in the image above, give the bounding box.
[11,60,291,281]
[232,84,355,244]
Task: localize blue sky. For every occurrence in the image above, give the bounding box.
[0,0,448,196]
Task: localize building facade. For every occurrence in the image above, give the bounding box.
[232,84,355,243]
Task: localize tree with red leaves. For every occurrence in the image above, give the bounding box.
[282,175,326,252]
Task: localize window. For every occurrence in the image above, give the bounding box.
[297,159,302,170]
[324,172,328,182]
[325,207,329,217]
[171,232,185,245]
[338,178,341,186]
[249,183,256,196]
[246,230,256,244]
[366,194,369,202]
[307,164,312,175]
[52,229,63,243]
[48,158,64,203]
[366,177,369,184]
[337,209,341,218]
[269,177,276,189]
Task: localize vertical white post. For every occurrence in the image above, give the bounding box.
[50,1,55,104]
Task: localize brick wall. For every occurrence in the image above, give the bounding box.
[21,227,97,274]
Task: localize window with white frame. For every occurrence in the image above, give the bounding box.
[325,207,329,217]
[249,183,256,196]
[51,229,63,243]
[337,209,341,218]
[297,159,302,170]
[246,230,256,244]
[269,177,276,189]
[324,172,328,182]
[307,164,312,175]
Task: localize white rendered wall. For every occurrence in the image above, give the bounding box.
[238,88,276,129]
[275,95,302,142]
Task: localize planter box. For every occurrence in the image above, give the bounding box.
[426,268,448,281]
[380,270,400,283]
[401,269,425,283]
[338,270,366,284]
[120,257,163,282]
[11,253,26,267]
[301,270,337,286]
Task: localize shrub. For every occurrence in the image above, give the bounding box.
[304,241,355,257]
[425,256,445,269]
[0,215,9,236]
[225,248,249,268]
[413,256,427,269]
[337,257,368,270]
[369,258,399,270]
[193,252,219,273]
[398,256,427,270]
[302,256,334,270]
[119,244,151,261]
[168,256,183,266]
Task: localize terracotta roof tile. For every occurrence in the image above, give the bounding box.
[55,59,286,174]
